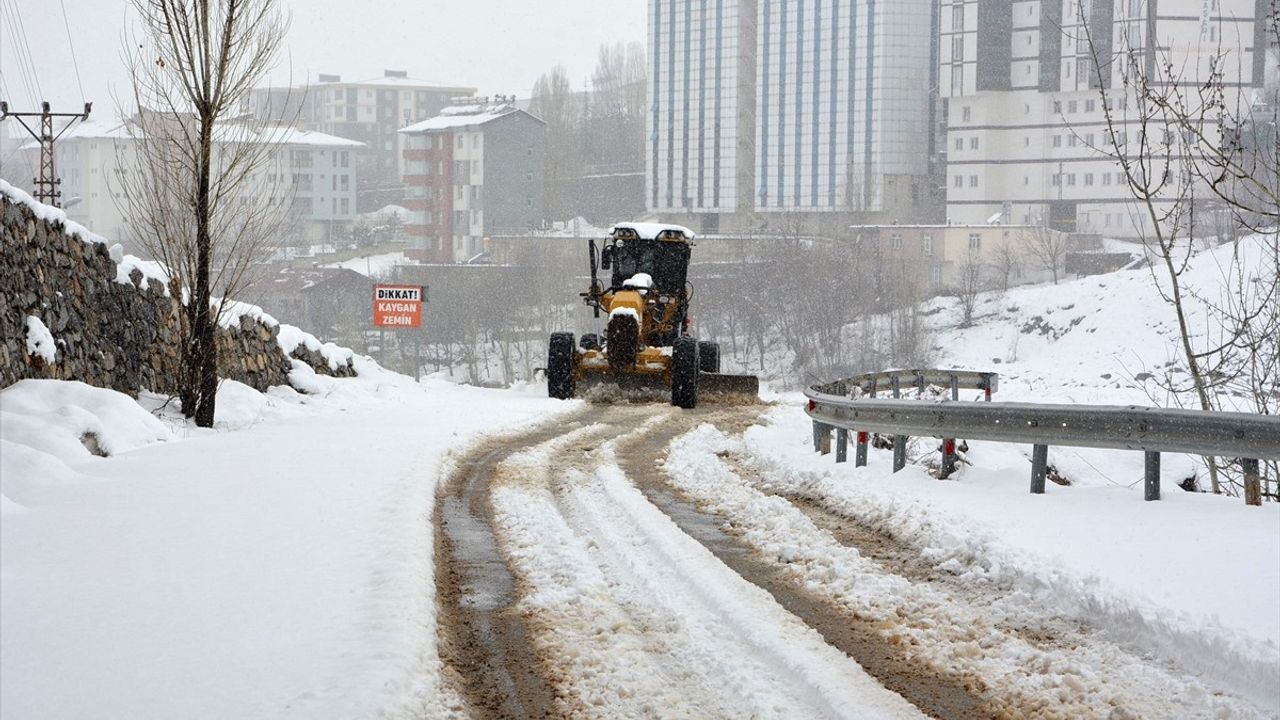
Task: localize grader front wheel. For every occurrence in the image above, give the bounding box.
[671,336,700,409]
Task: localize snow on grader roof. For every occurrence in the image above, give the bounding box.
[609,222,696,241]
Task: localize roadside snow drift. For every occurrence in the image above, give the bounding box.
[1,368,573,720]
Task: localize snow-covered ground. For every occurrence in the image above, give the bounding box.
[670,416,1279,714]
[1,362,570,719]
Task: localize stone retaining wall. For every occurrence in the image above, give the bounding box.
[1,188,353,398]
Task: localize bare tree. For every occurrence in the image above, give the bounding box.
[954,247,985,328]
[1018,222,1070,285]
[992,241,1021,292]
[588,42,646,172]
[116,0,289,426]
[1077,5,1280,499]
[530,66,582,222]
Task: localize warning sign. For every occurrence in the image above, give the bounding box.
[373,284,424,328]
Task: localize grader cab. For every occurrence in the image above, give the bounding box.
[546,222,760,408]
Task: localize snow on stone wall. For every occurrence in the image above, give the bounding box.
[0,182,354,396]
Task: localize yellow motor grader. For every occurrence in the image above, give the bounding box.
[547,222,759,408]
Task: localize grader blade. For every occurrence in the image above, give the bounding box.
[580,370,671,404]
[698,372,762,405]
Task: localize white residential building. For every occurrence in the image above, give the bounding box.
[941,0,1267,236]
[646,0,941,233]
[33,119,362,249]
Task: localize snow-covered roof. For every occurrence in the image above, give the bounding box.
[265,127,364,148]
[610,222,696,240]
[347,75,474,91]
[22,118,362,150]
[398,105,526,133]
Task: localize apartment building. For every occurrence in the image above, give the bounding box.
[246,71,476,209]
[37,118,362,249]
[399,99,546,263]
[941,0,1267,236]
[646,0,943,234]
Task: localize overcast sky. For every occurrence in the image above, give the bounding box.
[2,0,646,118]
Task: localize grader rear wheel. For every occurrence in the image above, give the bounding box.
[548,332,576,399]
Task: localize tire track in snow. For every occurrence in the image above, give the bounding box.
[612,408,994,720]
[489,405,925,719]
[434,408,603,719]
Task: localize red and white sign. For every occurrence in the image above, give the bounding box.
[373,284,424,328]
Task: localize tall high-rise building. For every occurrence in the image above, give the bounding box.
[941,0,1267,236]
[645,0,941,233]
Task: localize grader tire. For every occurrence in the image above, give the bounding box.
[548,332,576,399]
[697,340,720,373]
[672,336,700,409]
[607,314,640,371]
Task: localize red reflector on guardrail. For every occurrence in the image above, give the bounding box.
[806,399,816,412]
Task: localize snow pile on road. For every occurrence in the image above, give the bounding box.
[1,367,570,719]
[665,422,1274,712]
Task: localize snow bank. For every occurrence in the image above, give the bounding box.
[738,405,1280,711]
[0,380,173,510]
[1,371,571,719]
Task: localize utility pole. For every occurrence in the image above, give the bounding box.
[0,101,92,207]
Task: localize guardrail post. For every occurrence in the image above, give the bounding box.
[941,439,957,478]
[855,431,868,467]
[941,374,959,479]
[1031,444,1048,494]
[1144,451,1161,501]
[835,429,848,463]
[819,424,832,455]
[812,421,821,453]
[1243,458,1261,506]
[893,437,907,473]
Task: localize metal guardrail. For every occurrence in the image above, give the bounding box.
[813,369,999,400]
[806,369,1280,504]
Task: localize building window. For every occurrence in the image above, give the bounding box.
[890,233,903,250]
[969,137,979,150]
[1085,99,1096,113]
[1084,173,1094,186]
[968,234,981,250]
[1053,100,1062,114]
[456,135,463,148]
[1053,135,1062,147]
[955,137,963,151]
[954,175,963,188]
[922,235,933,255]
[1067,174,1077,186]
[1068,100,1078,113]
[962,106,972,122]
[1052,174,1062,186]
[969,175,978,188]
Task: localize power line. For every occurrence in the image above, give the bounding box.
[58,0,86,103]
[0,0,42,106]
